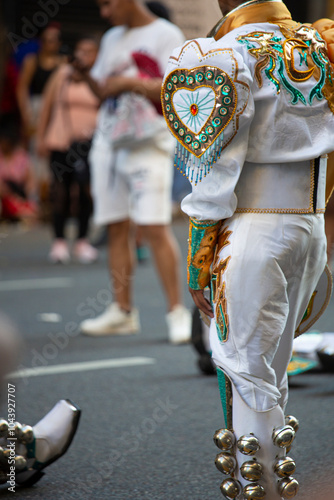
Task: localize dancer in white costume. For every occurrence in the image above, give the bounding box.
[162,0,334,498]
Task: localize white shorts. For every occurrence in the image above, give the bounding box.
[89,128,174,226]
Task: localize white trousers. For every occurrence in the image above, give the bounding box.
[210,212,327,412]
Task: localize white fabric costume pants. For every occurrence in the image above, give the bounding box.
[210,212,327,412]
[210,213,326,498]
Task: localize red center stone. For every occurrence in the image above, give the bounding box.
[190,104,198,116]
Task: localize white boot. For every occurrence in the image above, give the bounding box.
[10,399,81,487]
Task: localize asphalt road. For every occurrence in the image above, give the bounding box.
[0,219,333,500]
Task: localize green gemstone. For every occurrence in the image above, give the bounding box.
[224,97,231,105]
[169,113,174,121]
[167,82,173,91]
[220,107,228,116]
[205,71,213,80]
[179,75,185,83]
[192,141,200,150]
[206,126,214,135]
[165,93,170,101]
[179,128,185,136]
[213,117,222,127]
[185,135,192,144]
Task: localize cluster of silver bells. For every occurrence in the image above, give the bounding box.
[213,415,300,499]
[0,419,34,483]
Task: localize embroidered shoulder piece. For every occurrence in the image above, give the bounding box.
[237,24,334,110]
[162,40,250,184]
[187,217,222,290]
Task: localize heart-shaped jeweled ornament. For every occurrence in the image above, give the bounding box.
[162,66,237,159]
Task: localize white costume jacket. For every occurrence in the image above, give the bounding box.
[162,1,334,499]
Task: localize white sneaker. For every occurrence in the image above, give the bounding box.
[73,239,98,264]
[48,239,70,264]
[166,304,192,344]
[80,303,140,336]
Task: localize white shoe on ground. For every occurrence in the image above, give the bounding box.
[14,399,81,487]
[48,239,70,264]
[166,304,192,344]
[80,303,140,336]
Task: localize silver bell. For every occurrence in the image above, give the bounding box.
[215,452,237,475]
[272,425,295,448]
[273,456,296,478]
[237,434,260,456]
[0,420,8,437]
[243,483,266,499]
[285,415,299,432]
[14,422,23,440]
[220,478,242,499]
[213,429,236,451]
[240,460,263,481]
[20,425,34,444]
[278,477,299,498]
[15,455,27,471]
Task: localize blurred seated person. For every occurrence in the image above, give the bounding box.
[0,115,37,222]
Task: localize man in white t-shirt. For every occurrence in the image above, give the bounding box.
[77,0,191,343]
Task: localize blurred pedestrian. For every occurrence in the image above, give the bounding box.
[76,0,191,343]
[16,23,63,138]
[16,23,64,201]
[36,37,100,264]
[0,115,37,223]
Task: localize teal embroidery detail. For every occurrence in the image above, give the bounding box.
[217,368,229,425]
[278,57,307,105]
[188,265,201,290]
[299,50,308,67]
[217,367,234,430]
[309,51,327,104]
[188,224,205,290]
[237,25,334,107]
[265,56,280,94]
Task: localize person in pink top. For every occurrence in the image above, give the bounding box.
[0,116,37,222]
[36,37,100,263]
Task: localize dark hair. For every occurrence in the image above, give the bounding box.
[0,114,21,146]
[146,1,171,21]
[74,36,100,48]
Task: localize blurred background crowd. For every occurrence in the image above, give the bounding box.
[0,0,333,262]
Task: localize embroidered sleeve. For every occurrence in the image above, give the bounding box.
[161,38,251,185]
[187,217,222,290]
[162,37,254,222]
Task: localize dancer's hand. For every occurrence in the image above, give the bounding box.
[189,288,214,318]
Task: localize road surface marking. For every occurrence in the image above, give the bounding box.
[0,278,73,292]
[8,357,156,379]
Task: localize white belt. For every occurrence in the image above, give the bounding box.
[235,157,327,214]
